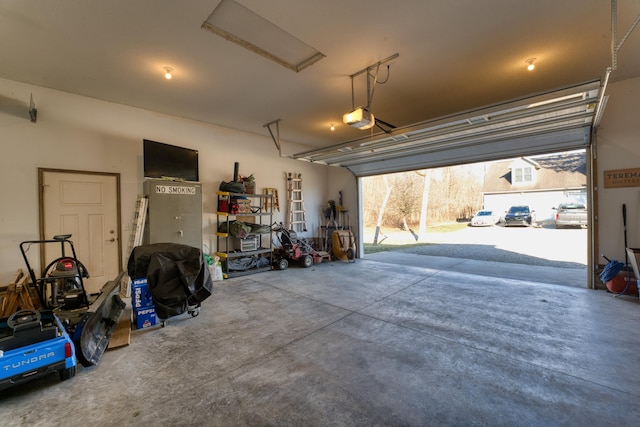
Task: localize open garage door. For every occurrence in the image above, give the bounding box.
[294,81,599,289]
[293,81,600,176]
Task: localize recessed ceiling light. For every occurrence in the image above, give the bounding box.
[201,0,325,72]
[525,58,536,71]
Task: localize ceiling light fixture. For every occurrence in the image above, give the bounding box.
[164,66,174,79]
[330,123,335,131]
[525,58,536,71]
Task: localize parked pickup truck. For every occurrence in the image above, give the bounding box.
[0,309,76,390]
[553,203,588,228]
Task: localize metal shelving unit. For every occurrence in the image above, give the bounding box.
[216,191,273,278]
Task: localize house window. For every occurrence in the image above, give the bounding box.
[514,166,533,184]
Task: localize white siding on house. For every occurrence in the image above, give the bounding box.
[508,158,539,187]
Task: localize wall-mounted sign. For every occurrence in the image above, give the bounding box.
[603,168,640,188]
[155,185,197,195]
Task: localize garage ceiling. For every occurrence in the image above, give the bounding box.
[1,1,639,168]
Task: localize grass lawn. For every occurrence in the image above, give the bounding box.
[363,222,468,254]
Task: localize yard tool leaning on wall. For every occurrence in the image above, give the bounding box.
[331,229,356,262]
[322,198,356,262]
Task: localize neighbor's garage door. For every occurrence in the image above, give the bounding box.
[293,81,600,177]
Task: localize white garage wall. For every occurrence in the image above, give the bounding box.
[2,75,638,285]
[0,78,337,284]
[596,75,640,265]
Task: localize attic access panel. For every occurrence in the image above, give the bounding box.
[293,81,600,177]
[202,0,325,72]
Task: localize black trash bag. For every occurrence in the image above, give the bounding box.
[127,243,213,320]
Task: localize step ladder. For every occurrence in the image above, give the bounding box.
[127,196,148,260]
[286,172,307,232]
[263,187,280,212]
[0,269,35,317]
[123,196,148,297]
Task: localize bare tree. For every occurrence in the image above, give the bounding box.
[417,169,431,240]
[373,175,393,245]
[362,163,485,236]
[390,174,418,231]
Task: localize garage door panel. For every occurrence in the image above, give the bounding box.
[293,81,599,177]
[346,126,591,176]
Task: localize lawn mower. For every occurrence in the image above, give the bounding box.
[272,223,330,270]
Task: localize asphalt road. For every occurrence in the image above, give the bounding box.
[366,223,588,269]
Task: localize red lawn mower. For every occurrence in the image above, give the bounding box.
[272,223,330,270]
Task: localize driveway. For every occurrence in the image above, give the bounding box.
[365,223,587,270]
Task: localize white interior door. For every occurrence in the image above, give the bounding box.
[41,170,121,294]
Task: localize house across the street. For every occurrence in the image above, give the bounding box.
[482,150,587,224]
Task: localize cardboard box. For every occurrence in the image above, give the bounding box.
[236,199,252,213]
[133,306,158,329]
[131,278,154,309]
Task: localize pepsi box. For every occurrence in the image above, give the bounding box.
[131,278,154,309]
[133,306,158,329]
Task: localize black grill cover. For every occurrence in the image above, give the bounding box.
[127,243,213,319]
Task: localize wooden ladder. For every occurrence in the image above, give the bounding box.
[286,172,307,232]
[0,269,35,317]
[263,187,280,212]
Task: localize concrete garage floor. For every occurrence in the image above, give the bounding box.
[1,257,639,426]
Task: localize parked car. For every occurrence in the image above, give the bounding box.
[553,202,587,228]
[470,210,497,226]
[504,205,534,227]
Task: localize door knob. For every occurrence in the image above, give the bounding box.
[107,237,116,242]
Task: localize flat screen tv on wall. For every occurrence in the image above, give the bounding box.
[143,139,199,182]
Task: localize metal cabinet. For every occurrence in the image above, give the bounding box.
[216,191,273,278]
[143,180,203,249]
